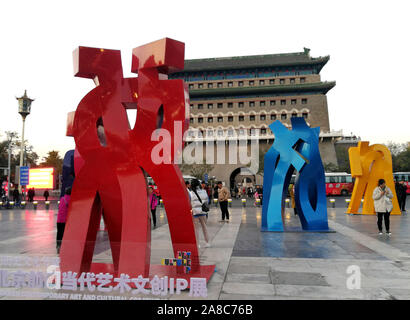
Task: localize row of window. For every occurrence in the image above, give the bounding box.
[190,112,308,124]
[187,127,279,138]
[189,77,307,90]
[191,98,308,110]
[171,66,317,82]
[325,176,353,183]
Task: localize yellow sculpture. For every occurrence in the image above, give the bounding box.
[347,141,401,215]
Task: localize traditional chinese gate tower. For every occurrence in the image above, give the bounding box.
[61,38,215,283]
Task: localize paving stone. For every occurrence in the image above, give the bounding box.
[227,263,270,275]
[221,283,275,296]
[361,277,410,289]
[383,288,410,300]
[275,284,393,299]
[225,273,271,284]
[270,271,329,286]
[219,293,323,300]
[3,203,410,300]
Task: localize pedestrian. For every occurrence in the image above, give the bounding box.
[57,186,71,253]
[213,184,219,201]
[43,189,49,201]
[373,179,393,235]
[254,189,259,206]
[234,186,239,199]
[217,181,230,222]
[190,179,210,248]
[148,186,158,228]
[399,180,407,212]
[288,183,298,215]
[201,182,212,205]
[247,187,253,199]
[96,117,107,147]
[12,187,20,204]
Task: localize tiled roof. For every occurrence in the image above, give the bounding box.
[174,50,329,73]
[189,81,336,98]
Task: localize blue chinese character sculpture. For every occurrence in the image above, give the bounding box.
[261,117,329,232]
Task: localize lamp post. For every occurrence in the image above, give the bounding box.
[5,131,17,198]
[16,90,34,194]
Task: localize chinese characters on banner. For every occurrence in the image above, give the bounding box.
[0,269,207,298]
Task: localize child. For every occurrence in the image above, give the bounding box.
[56,187,71,254]
[254,190,259,206]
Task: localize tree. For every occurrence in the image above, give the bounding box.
[254,144,270,177]
[334,144,351,173]
[323,162,339,172]
[386,142,406,157]
[38,150,63,178]
[0,131,38,169]
[0,131,19,183]
[386,142,410,172]
[392,144,410,172]
[179,158,214,181]
[24,145,39,168]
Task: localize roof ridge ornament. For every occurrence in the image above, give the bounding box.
[303,47,311,56]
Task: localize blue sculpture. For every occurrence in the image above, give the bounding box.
[261,117,328,232]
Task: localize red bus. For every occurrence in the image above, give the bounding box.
[393,172,410,194]
[325,172,354,196]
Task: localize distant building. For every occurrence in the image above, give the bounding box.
[170,48,352,188]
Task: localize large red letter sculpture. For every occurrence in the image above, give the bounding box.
[60,38,215,284]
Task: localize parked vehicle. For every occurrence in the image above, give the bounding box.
[393,172,410,194]
[325,172,354,196]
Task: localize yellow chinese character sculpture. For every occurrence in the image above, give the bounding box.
[347,141,401,215]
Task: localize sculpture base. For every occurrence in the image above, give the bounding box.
[261,226,335,233]
[87,263,216,288]
[346,211,402,215]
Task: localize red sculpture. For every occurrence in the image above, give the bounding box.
[61,38,215,284]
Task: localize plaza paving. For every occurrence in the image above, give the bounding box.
[0,197,409,300]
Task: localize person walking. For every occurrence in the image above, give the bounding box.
[399,180,407,212]
[259,186,263,205]
[148,186,158,228]
[254,189,259,206]
[57,187,71,254]
[217,181,230,222]
[27,188,33,202]
[373,179,393,236]
[213,184,219,202]
[190,179,210,248]
[288,183,298,215]
[201,182,212,205]
[43,189,50,201]
[186,180,191,192]
[12,187,20,204]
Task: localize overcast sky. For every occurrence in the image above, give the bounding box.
[0,0,409,160]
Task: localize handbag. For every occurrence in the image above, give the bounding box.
[194,190,210,213]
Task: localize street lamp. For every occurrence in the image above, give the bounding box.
[16,90,34,193]
[5,132,17,198]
